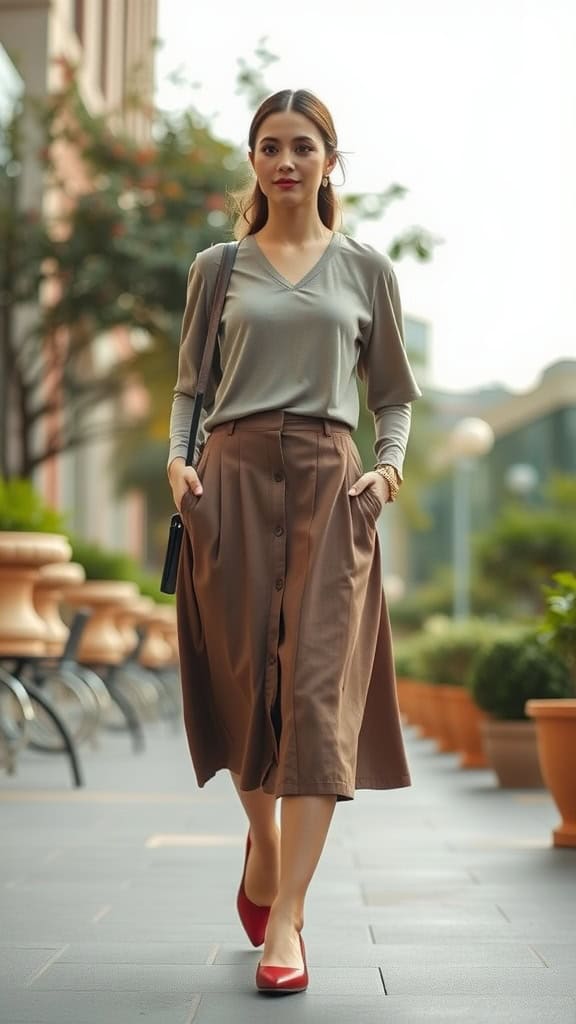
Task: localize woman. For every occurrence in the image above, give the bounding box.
[167,89,422,994]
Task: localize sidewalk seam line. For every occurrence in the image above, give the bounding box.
[186,994,202,1023]
[528,944,550,967]
[25,945,69,987]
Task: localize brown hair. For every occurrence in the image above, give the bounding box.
[228,89,345,239]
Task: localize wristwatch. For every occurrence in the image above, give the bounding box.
[373,463,401,503]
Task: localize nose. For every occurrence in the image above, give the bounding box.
[277,151,295,172]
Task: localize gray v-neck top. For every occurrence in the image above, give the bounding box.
[168,232,422,476]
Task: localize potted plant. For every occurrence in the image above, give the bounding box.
[412,619,523,766]
[393,633,437,740]
[420,619,503,759]
[470,633,573,788]
[526,572,576,847]
[394,635,431,734]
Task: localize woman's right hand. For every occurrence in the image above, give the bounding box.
[168,457,203,512]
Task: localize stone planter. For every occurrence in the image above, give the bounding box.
[115,596,155,658]
[526,699,576,848]
[480,719,544,789]
[0,532,72,656]
[152,606,178,665]
[65,580,140,665]
[444,686,489,769]
[33,561,86,656]
[139,606,175,669]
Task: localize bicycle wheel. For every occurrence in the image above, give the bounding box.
[104,665,160,726]
[0,669,35,773]
[27,668,100,751]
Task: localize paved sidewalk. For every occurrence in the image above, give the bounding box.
[1,714,576,1024]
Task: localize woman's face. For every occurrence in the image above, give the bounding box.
[250,110,335,207]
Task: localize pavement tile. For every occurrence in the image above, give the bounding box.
[28,962,383,995]
[0,946,64,988]
[55,941,218,965]
[529,944,576,968]
[382,966,576,996]
[192,994,576,1024]
[215,940,542,968]
[0,989,200,1024]
[2,718,576,1022]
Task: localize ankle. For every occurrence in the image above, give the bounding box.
[269,899,304,932]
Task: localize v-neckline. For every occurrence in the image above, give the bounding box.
[247,232,339,291]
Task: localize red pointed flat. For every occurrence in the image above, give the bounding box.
[236,832,271,947]
[256,933,308,994]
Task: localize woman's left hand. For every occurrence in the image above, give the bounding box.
[348,472,390,505]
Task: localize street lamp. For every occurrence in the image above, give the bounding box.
[448,418,495,620]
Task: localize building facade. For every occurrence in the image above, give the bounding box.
[0,0,157,555]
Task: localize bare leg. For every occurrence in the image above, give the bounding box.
[230,771,280,906]
[260,794,337,967]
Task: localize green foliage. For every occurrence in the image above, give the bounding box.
[470,634,574,720]
[0,478,67,533]
[68,539,137,582]
[393,632,434,679]
[394,618,527,686]
[475,505,576,613]
[389,565,510,633]
[417,619,527,687]
[69,537,174,605]
[537,572,576,679]
[1,60,241,479]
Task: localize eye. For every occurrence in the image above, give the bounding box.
[261,144,277,154]
[296,144,313,154]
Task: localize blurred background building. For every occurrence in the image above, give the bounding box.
[0,0,157,555]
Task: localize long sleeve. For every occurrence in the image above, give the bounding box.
[168,255,220,468]
[356,260,422,477]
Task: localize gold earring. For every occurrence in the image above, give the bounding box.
[322,175,329,188]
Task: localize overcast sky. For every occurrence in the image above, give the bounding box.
[155,0,576,394]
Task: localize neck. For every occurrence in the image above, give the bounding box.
[257,205,332,245]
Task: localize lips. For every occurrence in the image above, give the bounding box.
[275,180,299,188]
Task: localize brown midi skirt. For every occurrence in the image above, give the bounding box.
[175,410,411,801]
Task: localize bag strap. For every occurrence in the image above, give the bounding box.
[185,241,238,466]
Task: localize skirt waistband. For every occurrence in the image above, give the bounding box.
[211,411,353,436]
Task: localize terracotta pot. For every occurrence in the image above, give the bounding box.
[0,532,72,656]
[65,580,140,665]
[139,606,174,669]
[426,685,458,752]
[526,699,576,848]
[400,679,424,733]
[33,561,86,656]
[480,719,544,788]
[412,681,438,740]
[444,686,489,769]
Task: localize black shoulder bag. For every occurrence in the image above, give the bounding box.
[160,241,238,594]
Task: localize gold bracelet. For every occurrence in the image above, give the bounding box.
[373,463,401,503]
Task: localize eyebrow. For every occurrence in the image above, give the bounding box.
[258,135,317,144]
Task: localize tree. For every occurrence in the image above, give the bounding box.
[0,58,241,479]
[474,475,576,615]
